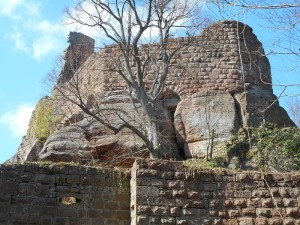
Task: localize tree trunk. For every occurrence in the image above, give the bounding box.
[143,106,173,159]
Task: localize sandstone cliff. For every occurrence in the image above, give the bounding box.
[9,21,295,167]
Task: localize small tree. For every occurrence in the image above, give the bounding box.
[52,0,205,159]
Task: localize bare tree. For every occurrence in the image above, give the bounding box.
[51,0,205,159]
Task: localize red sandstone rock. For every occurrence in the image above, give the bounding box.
[10,20,296,167]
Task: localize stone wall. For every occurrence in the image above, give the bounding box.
[1,160,300,224]
[131,159,300,225]
[0,163,130,225]
[75,20,272,99]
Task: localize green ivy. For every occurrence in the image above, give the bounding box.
[226,124,300,172]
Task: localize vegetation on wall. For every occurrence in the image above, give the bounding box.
[30,97,63,142]
[184,124,300,172]
[226,124,300,172]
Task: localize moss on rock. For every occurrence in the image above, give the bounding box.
[29,97,63,142]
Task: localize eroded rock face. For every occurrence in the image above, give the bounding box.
[38,116,147,167]
[175,91,240,158]
[234,86,295,127]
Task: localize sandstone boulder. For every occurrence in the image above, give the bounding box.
[174,91,240,158]
[38,115,148,167]
[234,85,295,127]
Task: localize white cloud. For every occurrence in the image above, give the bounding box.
[2,0,68,60]
[9,29,30,52]
[0,0,24,18]
[64,0,205,47]
[0,104,34,138]
[33,36,63,60]
[32,20,67,60]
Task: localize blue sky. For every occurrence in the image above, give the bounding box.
[0,0,76,163]
[0,1,299,163]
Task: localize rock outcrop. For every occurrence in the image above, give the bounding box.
[9,20,295,166]
[175,91,240,158]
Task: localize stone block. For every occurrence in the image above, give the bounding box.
[209,199,221,208]
[137,169,159,178]
[173,190,186,198]
[234,198,247,208]
[182,208,197,216]
[104,201,119,210]
[283,218,296,225]
[19,172,34,182]
[191,200,205,208]
[161,217,176,225]
[214,218,223,225]
[88,209,104,218]
[148,160,170,170]
[41,216,53,225]
[151,206,169,216]
[151,179,167,188]
[39,167,53,175]
[136,186,159,197]
[203,183,217,191]
[37,184,50,197]
[40,206,58,216]
[0,194,11,203]
[283,198,297,207]
[255,218,268,225]
[209,209,218,217]
[57,207,77,217]
[50,165,69,174]
[286,207,299,218]
[15,196,33,205]
[256,208,272,218]
[268,218,284,225]
[161,171,174,180]
[270,188,280,197]
[223,219,238,225]
[234,190,252,198]
[67,175,81,184]
[280,188,291,197]
[115,210,130,220]
[168,180,185,189]
[136,205,151,215]
[219,210,229,219]
[135,178,151,186]
[238,218,254,225]
[187,191,200,200]
[170,207,181,217]
[176,219,188,225]
[25,164,39,173]
[235,173,250,182]
[261,198,274,208]
[35,174,56,184]
[56,175,68,184]
[200,191,213,198]
[0,181,19,195]
[242,208,256,217]
[159,189,172,198]
[228,209,241,218]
